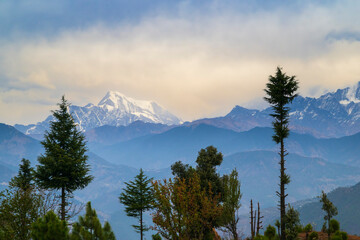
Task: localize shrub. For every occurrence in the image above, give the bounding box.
[330,219,340,233]
[309,231,318,240]
[264,225,276,240]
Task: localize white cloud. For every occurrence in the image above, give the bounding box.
[1,1,360,124]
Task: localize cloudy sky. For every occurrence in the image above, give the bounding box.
[1,0,360,124]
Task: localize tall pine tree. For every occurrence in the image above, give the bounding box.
[119,169,153,240]
[264,67,298,240]
[35,96,93,221]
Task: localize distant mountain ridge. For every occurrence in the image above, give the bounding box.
[13,82,360,138]
[185,82,360,138]
[14,91,181,136]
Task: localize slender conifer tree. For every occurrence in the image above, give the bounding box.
[264,67,298,240]
[119,169,153,240]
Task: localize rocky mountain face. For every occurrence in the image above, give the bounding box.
[186,82,360,138]
[14,91,181,136]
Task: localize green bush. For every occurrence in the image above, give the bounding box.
[333,231,348,240]
[330,219,340,233]
[309,231,318,240]
[303,224,313,233]
[254,234,265,240]
[265,225,276,240]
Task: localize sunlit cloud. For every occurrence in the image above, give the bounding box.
[1,0,360,124]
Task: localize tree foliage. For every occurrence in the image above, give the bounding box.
[119,168,153,240]
[284,204,301,240]
[70,202,115,240]
[220,169,242,240]
[35,96,93,220]
[152,173,222,240]
[264,67,298,240]
[264,225,276,240]
[31,210,69,240]
[319,191,338,240]
[0,159,43,240]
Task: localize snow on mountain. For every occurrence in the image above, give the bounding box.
[184,82,360,138]
[15,91,181,135]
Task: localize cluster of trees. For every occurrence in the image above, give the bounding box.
[0,96,115,239]
[119,67,348,240]
[120,146,242,240]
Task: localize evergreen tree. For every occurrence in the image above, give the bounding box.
[0,159,43,240]
[264,67,298,240]
[35,96,93,221]
[31,210,69,240]
[319,191,338,240]
[119,169,153,240]
[220,169,242,240]
[103,222,116,240]
[265,225,276,240]
[284,204,300,240]
[70,202,116,240]
[10,158,33,191]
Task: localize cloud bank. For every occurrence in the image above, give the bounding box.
[1,1,360,124]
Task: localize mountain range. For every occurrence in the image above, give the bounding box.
[14,82,360,139]
[4,82,360,237]
[14,91,181,138]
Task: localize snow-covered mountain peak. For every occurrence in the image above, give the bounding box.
[98,91,158,113]
[339,82,360,105]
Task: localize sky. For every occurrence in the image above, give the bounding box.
[1,0,360,124]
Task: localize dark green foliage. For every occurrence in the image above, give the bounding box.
[35,96,93,220]
[303,224,313,232]
[196,146,224,197]
[70,202,115,240]
[0,159,43,240]
[152,233,162,240]
[320,191,338,239]
[9,158,33,191]
[171,161,195,181]
[254,234,265,240]
[330,219,340,233]
[265,225,277,240]
[331,231,347,240]
[304,224,313,240]
[285,204,300,240]
[119,168,153,240]
[264,67,298,240]
[309,232,319,240]
[220,169,242,239]
[31,210,69,240]
[103,221,116,240]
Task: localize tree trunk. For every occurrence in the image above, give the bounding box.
[140,210,143,240]
[280,140,286,240]
[328,216,331,240]
[61,187,66,221]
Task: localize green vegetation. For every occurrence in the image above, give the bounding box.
[264,67,299,240]
[320,191,338,240]
[119,168,154,240]
[35,96,93,221]
[309,231,319,240]
[264,225,276,240]
[70,202,115,240]
[31,210,69,240]
[0,159,43,240]
[285,204,301,240]
[220,169,242,239]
